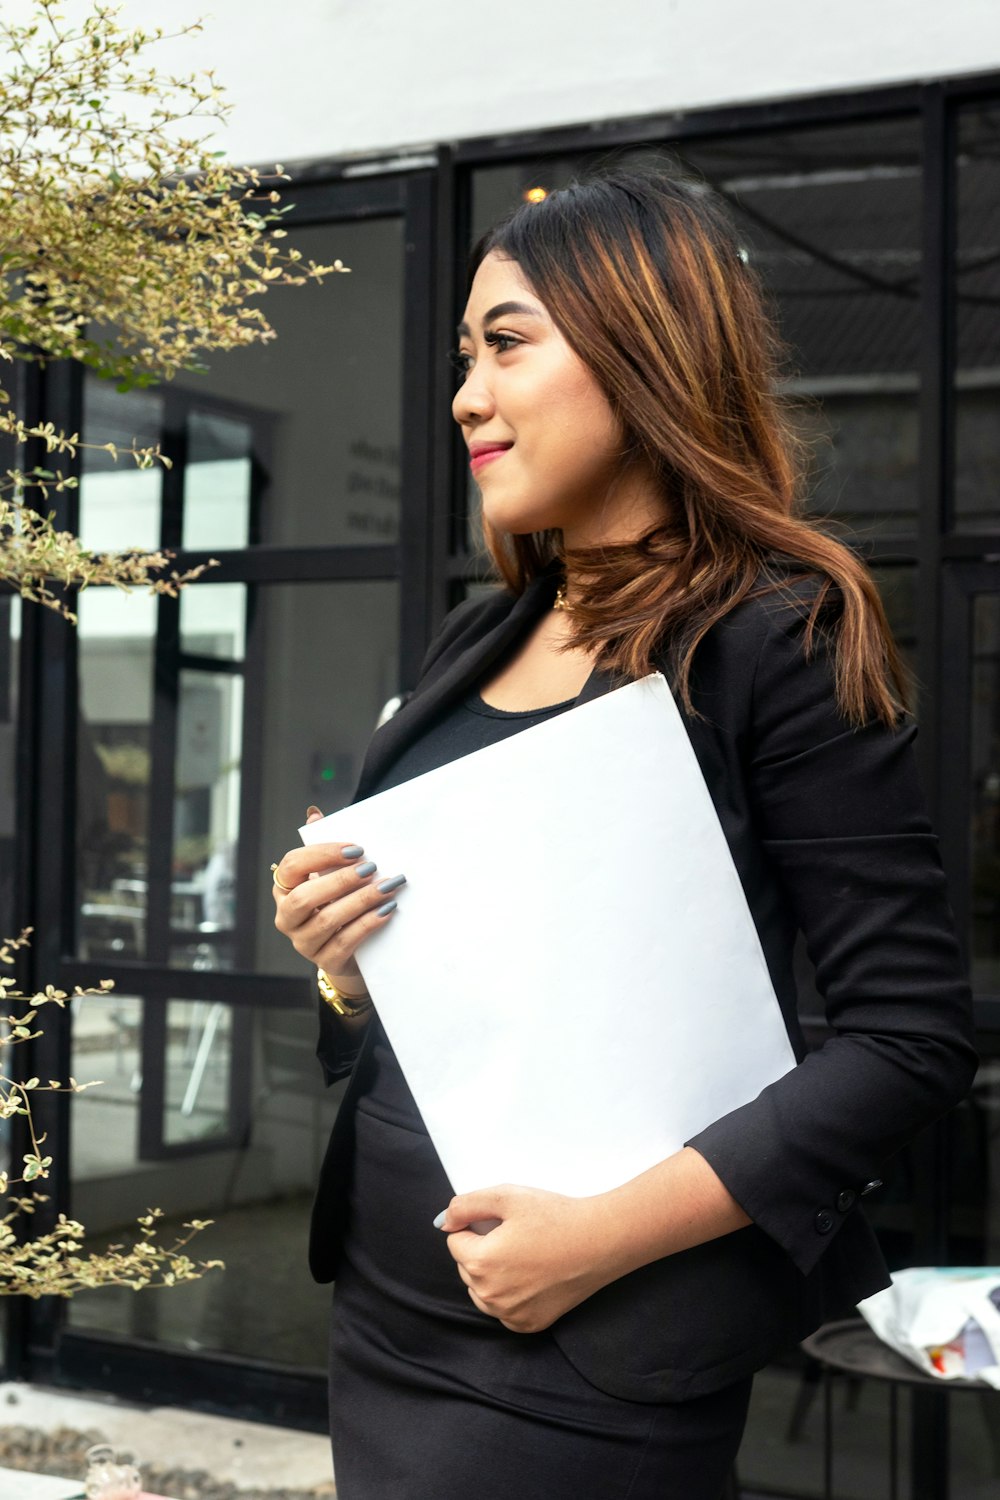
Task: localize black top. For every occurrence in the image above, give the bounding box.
[371,685,580,794]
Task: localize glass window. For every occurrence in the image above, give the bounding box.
[76,588,156,961]
[163,999,234,1146]
[681,122,923,539]
[171,218,405,547]
[970,593,1000,997]
[955,104,1000,533]
[181,410,253,551]
[70,991,143,1186]
[78,378,163,552]
[67,994,340,1369]
[871,562,918,704]
[171,671,243,971]
[179,582,247,661]
[0,597,20,941]
[249,578,401,976]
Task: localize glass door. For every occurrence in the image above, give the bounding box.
[23,166,442,1422]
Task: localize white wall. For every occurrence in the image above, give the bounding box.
[111,0,1000,165]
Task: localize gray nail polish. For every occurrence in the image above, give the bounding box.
[376,873,406,894]
[376,899,397,917]
[355,861,377,878]
[341,844,364,858]
[433,1211,447,1229]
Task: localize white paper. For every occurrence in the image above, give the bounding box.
[301,672,796,1198]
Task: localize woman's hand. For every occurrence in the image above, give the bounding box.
[436,1150,752,1335]
[436,1185,619,1334]
[272,806,405,980]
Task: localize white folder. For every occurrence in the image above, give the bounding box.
[300,672,795,1199]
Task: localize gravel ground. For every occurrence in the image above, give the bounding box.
[0,1424,336,1499]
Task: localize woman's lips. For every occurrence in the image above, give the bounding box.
[469,445,512,476]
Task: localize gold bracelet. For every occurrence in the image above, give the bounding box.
[317,968,373,1018]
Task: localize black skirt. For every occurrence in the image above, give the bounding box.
[327,1024,752,1500]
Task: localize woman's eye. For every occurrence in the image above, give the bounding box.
[484,331,519,353]
[448,332,521,383]
[448,349,474,380]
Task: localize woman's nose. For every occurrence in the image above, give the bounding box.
[452,367,495,426]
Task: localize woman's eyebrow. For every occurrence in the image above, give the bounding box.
[455,301,543,338]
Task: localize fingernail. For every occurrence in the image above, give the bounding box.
[341,844,364,859]
[376,899,397,918]
[376,873,406,894]
[433,1211,447,1229]
[355,861,376,878]
[306,805,322,820]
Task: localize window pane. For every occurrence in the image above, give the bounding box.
[870,562,918,702]
[171,218,405,547]
[954,104,1000,532]
[0,597,20,938]
[164,999,233,1145]
[171,671,243,971]
[179,582,247,661]
[181,410,253,551]
[971,594,1000,996]
[78,377,163,552]
[70,991,143,1188]
[250,579,401,975]
[681,122,922,538]
[67,996,339,1369]
[76,589,156,961]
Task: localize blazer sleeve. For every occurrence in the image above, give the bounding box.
[686,592,979,1277]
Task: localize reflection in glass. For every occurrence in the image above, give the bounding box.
[0,597,20,943]
[164,999,232,1145]
[70,992,143,1192]
[955,105,1000,532]
[682,124,922,539]
[67,999,339,1368]
[179,582,247,661]
[171,672,243,971]
[76,589,156,961]
[181,411,253,551]
[78,376,163,553]
[250,579,400,976]
[870,563,917,702]
[172,219,405,547]
[971,596,1000,997]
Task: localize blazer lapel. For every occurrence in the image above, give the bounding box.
[351,561,577,803]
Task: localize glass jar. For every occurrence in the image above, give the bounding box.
[84,1443,142,1500]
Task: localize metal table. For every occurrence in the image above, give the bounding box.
[801,1317,999,1500]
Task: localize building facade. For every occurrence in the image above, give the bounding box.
[1,4,999,1495]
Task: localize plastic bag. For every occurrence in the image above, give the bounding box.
[858,1267,1000,1387]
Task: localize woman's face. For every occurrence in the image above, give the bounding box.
[452,251,661,547]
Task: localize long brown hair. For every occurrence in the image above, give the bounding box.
[468,164,907,726]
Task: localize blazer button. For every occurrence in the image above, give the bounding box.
[836,1189,857,1213]
[815,1209,835,1234]
[861,1179,883,1197]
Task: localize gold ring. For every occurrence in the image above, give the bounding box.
[270,861,293,893]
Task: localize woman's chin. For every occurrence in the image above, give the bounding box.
[481,499,565,538]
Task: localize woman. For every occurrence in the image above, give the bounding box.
[272,165,977,1500]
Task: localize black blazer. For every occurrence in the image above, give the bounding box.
[309,557,978,1403]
